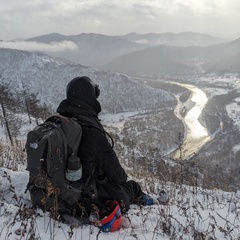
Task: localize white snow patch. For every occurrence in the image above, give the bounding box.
[231,143,240,154]
[226,101,240,131]
[100,111,139,130]
[205,87,229,97]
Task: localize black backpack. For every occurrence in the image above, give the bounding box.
[25,115,85,216]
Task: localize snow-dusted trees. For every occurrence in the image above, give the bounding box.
[20,81,47,124]
[0,78,51,145]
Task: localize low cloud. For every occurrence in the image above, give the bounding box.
[0,40,78,52]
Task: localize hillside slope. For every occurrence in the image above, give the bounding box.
[0,48,174,113]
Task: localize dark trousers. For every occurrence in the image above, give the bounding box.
[76,180,142,216]
[96,180,142,212]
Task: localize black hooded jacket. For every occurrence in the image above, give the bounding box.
[57,77,128,185]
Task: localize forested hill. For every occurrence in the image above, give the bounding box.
[0,48,174,115]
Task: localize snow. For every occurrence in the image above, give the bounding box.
[1,167,240,239]
[0,48,174,114]
[100,111,139,124]
[196,75,240,134]
[100,111,140,131]
[204,87,229,97]
[231,143,240,154]
[226,101,240,131]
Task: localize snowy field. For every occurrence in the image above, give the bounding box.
[1,167,240,240]
[100,111,140,131]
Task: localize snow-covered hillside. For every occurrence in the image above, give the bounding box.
[0,48,174,114]
[1,167,240,240]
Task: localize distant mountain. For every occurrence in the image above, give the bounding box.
[26,33,147,67]
[198,38,240,74]
[27,33,68,43]
[0,48,174,113]
[25,32,226,69]
[102,45,198,76]
[202,53,240,74]
[118,32,225,47]
[102,38,240,76]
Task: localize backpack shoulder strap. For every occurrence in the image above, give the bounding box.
[76,120,115,148]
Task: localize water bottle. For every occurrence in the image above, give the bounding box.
[65,155,82,182]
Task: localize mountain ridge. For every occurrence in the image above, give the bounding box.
[23,31,227,69]
[117,31,225,47]
[102,38,240,76]
[3,32,239,76]
[26,32,147,67]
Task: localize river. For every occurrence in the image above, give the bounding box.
[171,83,211,160]
[133,77,212,160]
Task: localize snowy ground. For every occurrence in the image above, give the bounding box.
[100,111,140,132]
[200,76,240,154]
[226,99,240,131]
[1,167,240,240]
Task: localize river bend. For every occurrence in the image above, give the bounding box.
[172,83,211,160]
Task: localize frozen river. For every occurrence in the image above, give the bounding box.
[171,83,211,160]
[131,77,212,160]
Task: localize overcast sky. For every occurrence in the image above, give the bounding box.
[0,0,240,41]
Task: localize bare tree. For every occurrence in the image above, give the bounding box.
[0,83,13,145]
[21,81,32,124]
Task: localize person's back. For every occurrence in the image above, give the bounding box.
[78,126,127,184]
[57,76,156,217]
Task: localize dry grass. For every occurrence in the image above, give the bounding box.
[1,142,240,239]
